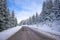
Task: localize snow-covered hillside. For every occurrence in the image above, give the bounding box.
[28,24,60,36]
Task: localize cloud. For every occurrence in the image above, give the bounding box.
[7,0,44,23]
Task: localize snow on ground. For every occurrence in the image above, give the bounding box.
[28,24,60,36]
[29,26,56,40]
[52,20,60,32]
[0,26,22,40]
[21,24,60,40]
[27,24,60,40]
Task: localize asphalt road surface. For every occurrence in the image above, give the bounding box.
[7,26,56,40]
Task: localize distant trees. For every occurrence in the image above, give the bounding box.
[19,12,39,25]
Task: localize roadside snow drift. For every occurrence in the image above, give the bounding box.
[0,26,22,40]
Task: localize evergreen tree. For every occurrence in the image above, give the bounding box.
[28,17,32,25]
[32,15,36,24]
[36,12,39,24]
[11,10,17,27]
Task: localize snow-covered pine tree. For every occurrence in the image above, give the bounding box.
[35,12,39,24]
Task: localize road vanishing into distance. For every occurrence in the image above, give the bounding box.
[7,26,56,40]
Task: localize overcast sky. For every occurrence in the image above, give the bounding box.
[7,0,44,23]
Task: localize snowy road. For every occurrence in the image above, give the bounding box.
[7,26,56,40]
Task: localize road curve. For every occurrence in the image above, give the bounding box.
[7,26,56,40]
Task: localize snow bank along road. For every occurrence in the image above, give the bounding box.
[7,26,56,40]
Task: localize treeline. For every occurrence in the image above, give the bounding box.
[19,12,41,25]
[19,0,60,26]
[0,0,17,31]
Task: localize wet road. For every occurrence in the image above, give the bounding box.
[7,26,56,40]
